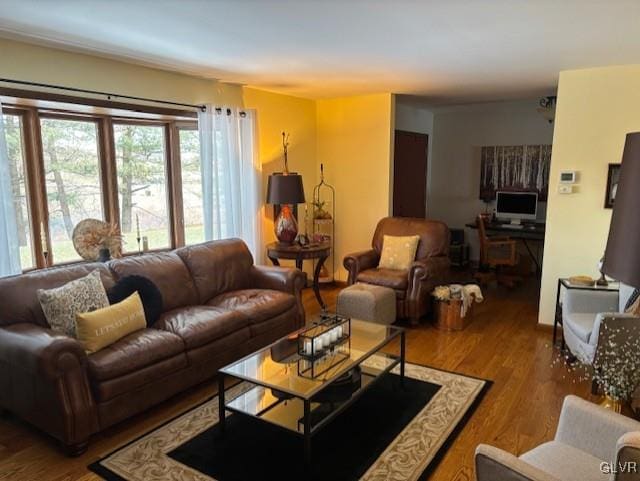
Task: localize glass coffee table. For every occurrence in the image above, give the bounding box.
[217,318,406,465]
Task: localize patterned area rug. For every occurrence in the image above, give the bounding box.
[90,358,489,481]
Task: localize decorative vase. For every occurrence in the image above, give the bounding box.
[600,394,634,416]
[275,205,298,244]
[98,248,111,262]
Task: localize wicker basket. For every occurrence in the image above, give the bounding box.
[434,298,473,331]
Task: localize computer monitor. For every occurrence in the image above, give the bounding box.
[495,191,538,224]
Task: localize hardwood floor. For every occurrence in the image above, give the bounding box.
[0,279,593,481]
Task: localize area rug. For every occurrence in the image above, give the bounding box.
[90,357,490,481]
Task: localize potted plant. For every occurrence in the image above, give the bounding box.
[312,200,332,220]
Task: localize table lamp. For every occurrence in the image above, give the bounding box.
[266,172,305,244]
[602,132,640,287]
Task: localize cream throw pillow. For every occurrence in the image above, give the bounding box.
[75,292,146,353]
[378,235,420,270]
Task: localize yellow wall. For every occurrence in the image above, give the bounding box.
[0,37,243,106]
[317,93,395,281]
[244,89,396,278]
[243,87,318,266]
[539,65,640,324]
[0,38,397,277]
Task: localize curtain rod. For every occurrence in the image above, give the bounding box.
[0,77,207,112]
[215,107,247,117]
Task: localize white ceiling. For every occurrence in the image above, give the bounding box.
[0,0,639,103]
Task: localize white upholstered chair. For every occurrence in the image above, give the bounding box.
[475,395,640,481]
[562,284,637,365]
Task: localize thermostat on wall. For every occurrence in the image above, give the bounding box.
[560,171,577,183]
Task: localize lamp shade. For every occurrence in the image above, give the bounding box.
[602,132,640,288]
[266,173,305,205]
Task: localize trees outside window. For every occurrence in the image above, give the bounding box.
[40,118,103,263]
[3,113,34,269]
[179,128,204,245]
[114,124,170,252]
[2,102,200,271]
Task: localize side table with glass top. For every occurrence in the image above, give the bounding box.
[553,278,620,349]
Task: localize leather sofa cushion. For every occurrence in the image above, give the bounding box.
[246,306,298,337]
[93,353,188,402]
[177,239,254,303]
[185,328,251,366]
[0,263,114,328]
[357,268,409,290]
[155,306,249,350]
[109,252,197,311]
[207,289,296,326]
[88,328,185,381]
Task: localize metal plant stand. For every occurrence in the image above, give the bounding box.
[312,164,335,285]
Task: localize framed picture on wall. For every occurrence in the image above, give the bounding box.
[604,163,621,209]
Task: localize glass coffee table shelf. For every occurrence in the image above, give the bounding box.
[217,319,406,466]
[225,353,398,433]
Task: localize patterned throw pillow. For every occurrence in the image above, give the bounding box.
[378,235,421,270]
[625,289,640,316]
[37,270,109,337]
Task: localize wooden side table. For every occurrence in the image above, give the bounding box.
[553,278,619,349]
[266,242,331,310]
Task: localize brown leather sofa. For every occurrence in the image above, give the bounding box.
[0,238,305,455]
[343,217,450,324]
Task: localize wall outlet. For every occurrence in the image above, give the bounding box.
[558,184,573,194]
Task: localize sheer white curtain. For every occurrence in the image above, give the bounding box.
[0,104,21,277]
[198,106,262,262]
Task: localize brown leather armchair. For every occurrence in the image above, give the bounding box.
[343,217,451,324]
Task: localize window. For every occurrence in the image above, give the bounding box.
[114,124,170,252]
[179,128,204,245]
[40,117,103,263]
[3,113,35,269]
[0,98,199,272]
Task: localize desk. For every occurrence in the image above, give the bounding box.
[465,220,545,272]
[266,242,331,310]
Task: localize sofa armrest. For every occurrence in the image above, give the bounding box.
[0,323,88,378]
[409,255,450,284]
[250,265,306,294]
[563,289,619,315]
[0,323,97,451]
[343,249,379,285]
[555,395,640,461]
[249,266,306,326]
[475,445,560,481]
[404,256,450,320]
[616,432,640,481]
